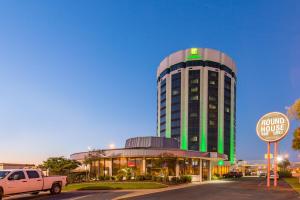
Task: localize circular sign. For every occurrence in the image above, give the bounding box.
[256,112,290,142]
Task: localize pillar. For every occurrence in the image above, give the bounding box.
[208,161,212,181]
[142,158,146,175]
[199,159,203,182]
[176,159,180,177]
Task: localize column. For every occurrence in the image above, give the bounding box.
[208,161,212,181]
[218,71,225,154]
[199,159,203,182]
[176,159,180,177]
[166,75,171,138]
[181,68,188,150]
[142,158,146,175]
[200,67,208,152]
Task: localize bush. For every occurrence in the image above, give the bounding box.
[278,170,292,178]
[116,174,124,181]
[136,175,145,181]
[126,175,132,181]
[145,175,152,180]
[104,176,111,181]
[170,177,181,184]
[180,175,192,183]
[67,172,86,183]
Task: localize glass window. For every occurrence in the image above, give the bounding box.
[209,104,217,109]
[8,171,26,180]
[191,136,198,142]
[191,95,199,100]
[112,158,120,176]
[190,79,199,84]
[190,87,198,93]
[190,113,198,117]
[172,89,179,95]
[209,80,216,85]
[26,171,40,179]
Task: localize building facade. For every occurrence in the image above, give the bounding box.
[157,48,237,164]
[70,137,229,182]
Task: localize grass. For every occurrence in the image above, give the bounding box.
[284,178,300,193]
[63,181,168,191]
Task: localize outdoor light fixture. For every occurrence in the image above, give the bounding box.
[277,155,283,163]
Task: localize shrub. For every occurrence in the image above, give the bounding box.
[278,170,292,178]
[170,177,181,184]
[126,175,132,181]
[145,175,152,180]
[67,172,86,183]
[104,176,111,180]
[136,175,145,181]
[116,174,124,181]
[98,176,105,181]
[180,175,192,183]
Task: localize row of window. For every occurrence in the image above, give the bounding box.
[158,60,236,81]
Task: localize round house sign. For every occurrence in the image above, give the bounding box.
[256,112,290,142]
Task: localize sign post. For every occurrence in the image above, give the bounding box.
[267,142,270,187]
[274,142,278,187]
[256,112,290,188]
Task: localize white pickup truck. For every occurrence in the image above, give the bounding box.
[0,169,67,199]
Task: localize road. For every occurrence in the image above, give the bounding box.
[4,191,131,200]
[127,178,299,200]
[4,178,299,200]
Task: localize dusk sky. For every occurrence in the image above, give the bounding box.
[0,0,299,164]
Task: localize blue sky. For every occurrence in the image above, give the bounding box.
[0,0,299,164]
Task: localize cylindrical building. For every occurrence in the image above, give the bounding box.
[157,48,236,164]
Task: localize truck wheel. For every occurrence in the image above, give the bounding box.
[50,183,61,195]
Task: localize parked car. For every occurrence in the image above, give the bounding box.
[223,172,243,178]
[0,169,67,200]
[259,172,267,177]
[269,171,279,180]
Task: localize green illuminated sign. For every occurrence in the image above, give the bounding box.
[187,48,202,60]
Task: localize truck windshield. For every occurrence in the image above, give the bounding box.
[0,171,10,179]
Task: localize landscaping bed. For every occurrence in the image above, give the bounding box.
[63,181,168,191]
[284,178,300,193]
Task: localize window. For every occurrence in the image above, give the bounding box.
[209,120,215,126]
[190,79,199,84]
[209,80,216,85]
[225,107,230,113]
[191,136,198,142]
[8,171,26,180]
[209,96,217,101]
[190,87,198,93]
[191,95,199,101]
[26,171,40,179]
[209,104,217,109]
[190,113,198,117]
[172,89,179,95]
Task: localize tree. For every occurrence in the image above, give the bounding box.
[278,158,291,171]
[288,99,300,120]
[292,128,300,151]
[41,157,81,175]
[288,99,300,151]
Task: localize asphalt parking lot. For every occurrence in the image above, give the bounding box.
[4,178,299,200]
[127,177,299,200]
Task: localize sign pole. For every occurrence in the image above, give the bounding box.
[267,142,270,187]
[274,141,278,187]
